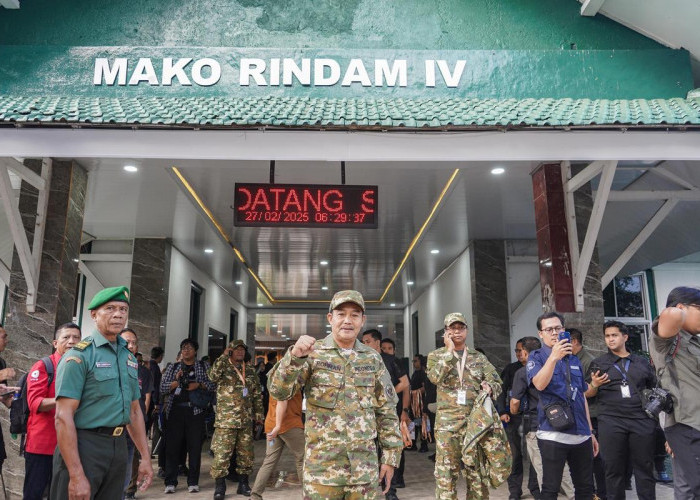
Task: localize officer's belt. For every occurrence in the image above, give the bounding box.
[79,426,126,437]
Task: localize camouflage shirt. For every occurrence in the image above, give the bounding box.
[268,334,403,486]
[208,357,264,428]
[426,347,502,433]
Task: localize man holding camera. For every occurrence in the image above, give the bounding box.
[527,312,598,500]
[209,340,263,499]
[586,321,657,499]
[649,286,700,497]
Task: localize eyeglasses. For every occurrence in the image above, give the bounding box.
[514,349,523,353]
[180,345,195,351]
[446,324,467,331]
[540,325,565,334]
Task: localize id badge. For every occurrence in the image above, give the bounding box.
[242,387,249,397]
[174,387,182,396]
[457,389,467,406]
[620,384,631,398]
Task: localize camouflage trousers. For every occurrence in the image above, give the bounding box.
[210,426,254,478]
[303,482,379,500]
[435,429,490,500]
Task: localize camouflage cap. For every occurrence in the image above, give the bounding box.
[87,286,130,310]
[444,312,467,327]
[228,339,247,350]
[329,290,365,312]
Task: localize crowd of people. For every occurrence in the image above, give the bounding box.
[0,284,697,500]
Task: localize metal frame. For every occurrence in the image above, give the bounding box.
[0,157,52,312]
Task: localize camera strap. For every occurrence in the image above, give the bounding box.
[565,358,574,401]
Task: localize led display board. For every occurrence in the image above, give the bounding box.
[234,183,378,228]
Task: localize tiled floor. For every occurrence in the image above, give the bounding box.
[138,439,674,499]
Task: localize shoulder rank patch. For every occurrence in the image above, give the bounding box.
[73,338,93,351]
[65,356,82,364]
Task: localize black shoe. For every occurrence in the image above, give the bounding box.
[179,465,189,477]
[392,478,405,489]
[157,467,165,479]
[419,442,429,453]
[237,474,252,497]
[226,471,240,482]
[214,478,226,500]
[385,492,399,500]
[428,453,436,462]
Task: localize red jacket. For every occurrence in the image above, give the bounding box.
[25,351,62,455]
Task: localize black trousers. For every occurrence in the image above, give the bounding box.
[591,418,607,499]
[164,405,204,487]
[664,422,700,498]
[597,415,656,500]
[537,437,594,500]
[24,451,53,500]
[50,429,127,500]
[506,415,539,498]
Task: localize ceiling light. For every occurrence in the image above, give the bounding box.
[390,303,396,307]
[272,324,277,328]
[491,167,505,175]
[123,165,138,173]
[204,248,213,254]
[406,281,414,285]
[277,330,282,334]
[257,303,263,307]
[320,260,328,266]
[321,286,328,290]
[235,281,243,285]
[73,258,79,263]
[377,324,384,328]
[430,249,440,254]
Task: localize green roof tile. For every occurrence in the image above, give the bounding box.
[0,95,699,129]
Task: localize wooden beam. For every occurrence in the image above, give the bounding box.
[608,190,700,201]
[646,166,698,191]
[31,159,52,277]
[581,0,606,16]
[566,160,606,193]
[78,253,132,262]
[0,157,44,190]
[78,262,104,288]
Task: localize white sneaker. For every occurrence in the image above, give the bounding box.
[188,485,200,493]
[164,485,176,494]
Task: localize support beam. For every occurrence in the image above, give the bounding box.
[511,283,541,319]
[574,160,617,311]
[646,166,698,191]
[30,159,52,282]
[566,160,606,193]
[0,157,45,190]
[601,199,679,288]
[0,164,37,311]
[581,0,606,16]
[0,258,10,286]
[562,161,581,286]
[608,190,700,201]
[78,261,104,288]
[79,253,132,262]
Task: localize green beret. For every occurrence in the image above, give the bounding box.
[88,286,130,310]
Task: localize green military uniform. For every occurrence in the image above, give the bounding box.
[427,314,502,500]
[268,334,403,500]
[208,340,264,479]
[50,286,141,500]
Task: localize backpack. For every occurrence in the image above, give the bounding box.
[9,356,54,452]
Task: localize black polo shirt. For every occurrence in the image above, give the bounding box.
[498,360,524,415]
[589,351,656,419]
[511,365,539,432]
[381,352,406,416]
[410,368,426,391]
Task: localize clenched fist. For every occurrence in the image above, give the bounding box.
[291,335,316,358]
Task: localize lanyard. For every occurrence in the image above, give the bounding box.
[612,359,631,384]
[456,349,468,389]
[232,361,246,387]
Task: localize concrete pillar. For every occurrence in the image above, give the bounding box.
[531,163,605,354]
[2,159,87,495]
[470,240,510,371]
[128,238,171,353]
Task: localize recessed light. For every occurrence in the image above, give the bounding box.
[321,286,328,290]
[390,303,396,307]
[378,324,384,328]
[272,324,277,328]
[320,260,328,266]
[73,258,79,263]
[123,165,138,173]
[204,248,213,254]
[257,303,263,307]
[406,281,414,285]
[326,325,331,328]
[491,167,505,175]
[235,281,243,285]
[277,330,282,334]
[430,249,440,254]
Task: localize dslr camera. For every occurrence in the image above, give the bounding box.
[642,387,674,419]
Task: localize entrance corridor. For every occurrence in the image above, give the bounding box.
[139,439,673,499]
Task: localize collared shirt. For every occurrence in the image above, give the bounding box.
[268,334,403,486]
[511,365,539,432]
[25,351,62,455]
[381,352,406,415]
[589,351,655,419]
[264,391,304,435]
[55,332,140,429]
[160,359,215,417]
[649,329,700,431]
[527,345,591,438]
[497,360,524,415]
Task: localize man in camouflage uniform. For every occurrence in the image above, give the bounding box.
[209,340,264,499]
[268,290,404,500]
[427,313,502,500]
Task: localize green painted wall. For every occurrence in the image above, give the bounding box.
[0,0,663,50]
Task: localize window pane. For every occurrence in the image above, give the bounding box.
[625,324,649,355]
[614,276,644,318]
[603,282,616,317]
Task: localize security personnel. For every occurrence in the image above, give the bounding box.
[51,286,153,500]
[268,290,403,499]
[426,312,502,500]
[209,340,264,499]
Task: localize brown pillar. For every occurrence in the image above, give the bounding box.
[2,159,87,495]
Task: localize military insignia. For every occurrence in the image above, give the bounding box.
[124,290,129,300]
[95,362,112,368]
[73,338,92,351]
[526,360,535,371]
[65,356,82,364]
[127,360,138,369]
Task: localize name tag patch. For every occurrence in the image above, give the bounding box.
[95,362,112,368]
[314,360,342,372]
[354,365,376,373]
[127,360,138,369]
[570,366,580,371]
